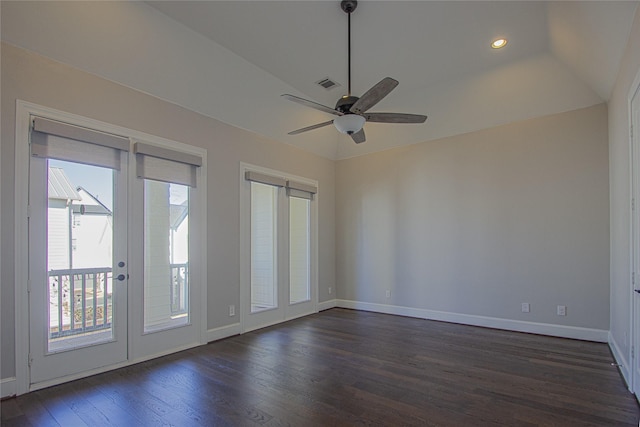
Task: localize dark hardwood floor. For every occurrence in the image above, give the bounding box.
[2,308,639,426]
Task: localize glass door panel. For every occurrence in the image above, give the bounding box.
[46,160,115,352]
[143,180,190,332]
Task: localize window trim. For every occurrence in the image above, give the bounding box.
[239,162,319,333]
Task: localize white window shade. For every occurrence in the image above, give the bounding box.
[31,117,129,170]
[134,142,202,187]
[245,171,286,187]
[286,180,317,200]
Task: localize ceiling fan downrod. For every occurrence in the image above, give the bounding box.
[281,0,427,145]
[341,0,357,96]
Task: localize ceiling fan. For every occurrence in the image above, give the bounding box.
[282,0,427,144]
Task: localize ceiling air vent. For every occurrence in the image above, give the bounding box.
[316,77,341,90]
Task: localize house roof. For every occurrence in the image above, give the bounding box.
[170,202,188,230]
[48,167,81,201]
[72,187,112,216]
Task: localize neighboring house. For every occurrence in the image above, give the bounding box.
[47,167,82,271]
[47,167,112,271]
[169,200,188,265]
[71,187,113,269]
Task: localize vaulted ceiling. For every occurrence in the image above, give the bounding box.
[2,1,638,159]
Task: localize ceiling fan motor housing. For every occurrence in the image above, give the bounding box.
[335,95,359,113]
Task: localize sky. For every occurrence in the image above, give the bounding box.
[50,159,113,210]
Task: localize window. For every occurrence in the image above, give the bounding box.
[289,196,310,304]
[242,165,317,331]
[250,182,278,312]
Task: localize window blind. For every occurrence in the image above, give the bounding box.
[244,171,286,187]
[244,171,317,199]
[31,117,129,170]
[134,142,202,187]
[286,180,317,200]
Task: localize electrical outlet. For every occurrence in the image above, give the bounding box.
[328,287,332,295]
[521,303,530,313]
[229,305,235,316]
[557,305,566,316]
[385,290,391,298]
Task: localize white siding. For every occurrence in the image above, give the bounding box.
[47,201,69,270]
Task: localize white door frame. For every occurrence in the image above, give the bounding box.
[14,100,207,395]
[239,162,318,333]
[630,70,640,400]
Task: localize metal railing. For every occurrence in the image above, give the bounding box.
[170,263,188,315]
[48,267,112,338]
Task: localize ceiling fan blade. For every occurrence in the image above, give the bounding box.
[365,112,427,124]
[350,77,399,115]
[288,120,335,135]
[281,94,342,116]
[350,128,366,144]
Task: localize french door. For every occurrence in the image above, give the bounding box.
[24,111,205,390]
[241,165,317,332]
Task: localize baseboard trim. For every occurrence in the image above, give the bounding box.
[608,332,632,390]
[318,299,337,311]
[1,377,16,399]
[207,323,241,343]
[336,300,609,342]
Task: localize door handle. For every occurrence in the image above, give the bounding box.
[635,289,640,294]
[116,274,126,281]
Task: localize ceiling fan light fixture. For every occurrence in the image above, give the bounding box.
[491,38,508,49]
[334,114,365,135]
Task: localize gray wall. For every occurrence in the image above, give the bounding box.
[336,104,610,330]
[1,43,336,380]
[609,7,640,376]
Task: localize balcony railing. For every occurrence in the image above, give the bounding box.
[48,267,113,339]
[170,263,188,316]
[48,264,188,339]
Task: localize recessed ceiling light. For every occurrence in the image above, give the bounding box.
[491,38,508,49]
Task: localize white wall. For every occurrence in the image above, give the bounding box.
[608,7,640,384]
[336,104,610,336]
[0,43,336,383]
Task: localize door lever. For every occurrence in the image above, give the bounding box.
[635,289,640,294]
